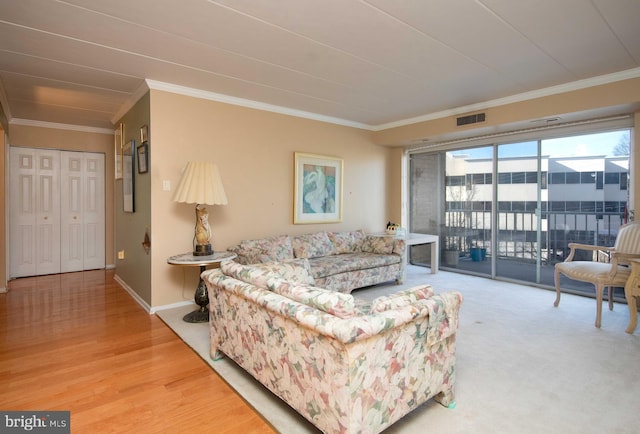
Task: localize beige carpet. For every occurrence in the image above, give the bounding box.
[156,265,640,433]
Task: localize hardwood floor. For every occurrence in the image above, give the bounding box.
[0,270,275,433]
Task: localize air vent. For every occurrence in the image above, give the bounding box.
[456,112,486,126]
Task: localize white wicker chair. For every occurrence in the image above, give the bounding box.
[554,221,640,328]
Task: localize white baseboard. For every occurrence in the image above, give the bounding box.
[112,274,195,315]
[151,300,194,315]
[0,287,6,293]
[113,274,152,314]
[106,263,116,270]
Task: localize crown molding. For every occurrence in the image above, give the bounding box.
[9,118,114,135]
[0,81,12,123]
[145,79,373,130]
[110,80,151,125]
[373,67,640,131]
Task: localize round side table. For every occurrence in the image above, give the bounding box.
[167,251,237,323]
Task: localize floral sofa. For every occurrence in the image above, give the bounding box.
[203,260,463,434]
[227,230,405,293]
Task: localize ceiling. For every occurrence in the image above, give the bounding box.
[1,0,639,133]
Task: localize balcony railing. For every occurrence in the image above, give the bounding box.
[444,210,625,264]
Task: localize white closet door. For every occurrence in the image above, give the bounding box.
[60,152,84,272]
[60,151,105,272]
[81,152,105,270]
[10,148,61,277]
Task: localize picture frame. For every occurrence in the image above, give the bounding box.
[137,142,148,174]
[294,152,343,224]
[123,139,135,212]
[114,123,123,179]
[140,124,148,143]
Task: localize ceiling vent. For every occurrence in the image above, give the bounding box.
[456,112,486,126]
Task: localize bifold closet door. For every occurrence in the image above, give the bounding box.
[60,151,105,273]
[10,148,61,278]
[10,148,106,278]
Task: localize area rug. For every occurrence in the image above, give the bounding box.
[156,265,640,434]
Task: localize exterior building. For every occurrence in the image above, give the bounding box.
[445,154,629,263]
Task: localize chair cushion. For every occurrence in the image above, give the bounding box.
[556,261,631,286]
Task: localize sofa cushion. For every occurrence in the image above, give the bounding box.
[252,258,315,286]
[371,284,435,313]
[221,260,277,288]
[327,230,365,254]
[220,261,353,317]
[309,252,400,278]
[266,280,355,318]
[292,231,334,259]
[361,235,395,255]
[228,235,294,264]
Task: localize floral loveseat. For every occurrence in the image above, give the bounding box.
[227,230,405,293]
[203,260,463,434]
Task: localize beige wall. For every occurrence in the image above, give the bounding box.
[114,93,151,304]
[374,77,640,146]
[148,90,392,307]
[5,124,115,274]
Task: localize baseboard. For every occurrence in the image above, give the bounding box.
[112,275,195,315]
[113,274,152,314]
[151,300,194,315]
[0,287,6,293]
[105,263,116,270]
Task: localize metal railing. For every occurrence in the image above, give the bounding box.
[444,210,625,264]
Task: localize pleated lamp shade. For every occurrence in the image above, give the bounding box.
[172,162,228,205]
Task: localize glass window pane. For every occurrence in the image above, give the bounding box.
[565,172,580,184]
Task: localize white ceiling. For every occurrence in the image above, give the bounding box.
[1,0,639,133]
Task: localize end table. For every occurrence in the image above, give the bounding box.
[167,251,237,323]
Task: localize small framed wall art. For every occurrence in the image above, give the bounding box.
[123,139,135,212]
[293,152,343,224]
[137,142,148,174]
[114,123,123,180]
[140,124,148,143]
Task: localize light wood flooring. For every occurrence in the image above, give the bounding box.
[0,270,275,433]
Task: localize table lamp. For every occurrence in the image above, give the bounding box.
[172,161,228,255]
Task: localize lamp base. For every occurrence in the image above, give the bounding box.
[193,243,213,256]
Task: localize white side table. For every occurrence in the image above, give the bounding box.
[370,232,439,276]
[403,233,439,274]
[168,251,237,323]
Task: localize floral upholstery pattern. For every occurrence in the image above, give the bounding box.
[227,231,406,293]
[252,258,315,285]
[361,235,395,254]
[228,234,294,264]
[292,231,335,258]
[327,230,366,253]
[204,266,463,434]
[371,284,435,312]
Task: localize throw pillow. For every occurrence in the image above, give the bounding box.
[237,235,294,262]
[327,230,365,254]
[361,235,395,255]
[292,231,335,258]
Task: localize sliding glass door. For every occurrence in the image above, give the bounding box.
[495,141,544,283]
[410,129,630,294]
